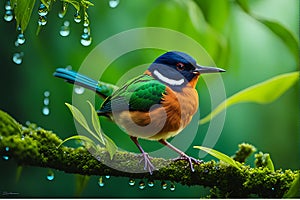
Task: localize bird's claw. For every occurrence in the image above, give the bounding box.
[138,152,155,175]
[172,154,203,172]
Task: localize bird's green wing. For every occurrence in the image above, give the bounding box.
[99,75,166,114]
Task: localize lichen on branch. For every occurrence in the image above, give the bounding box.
[0,109,298,198]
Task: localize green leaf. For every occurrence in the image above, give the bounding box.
[235,0,250,13]
[264,153,274,172]
[255,18,299,63]
[57,135,96,149]
[200,71,299,124]
[13,0,36,32]
[87,101,104,144]
[283,173,300,198]
[63,0,80,11]
[104,134,118,160]
[65,103,104,145]
[194,146,241,170]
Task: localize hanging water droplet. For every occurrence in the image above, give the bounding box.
[42,107,50,115]
[138,180,145,190]
[128,178,135,186]
[44,91,50,97]
[161,181,167,190]
[74,86,85,94]
[59,20,70,37]
[4,10,13,22]
[271,187,275,191]
[105,175,110,179]
[83,19,90,27]
[5,0,12,10]
[58,2,68,18]
[2,155,9,160]
[17,33,25,45]
[170,183,175,191]
[46,170,54,181]
[98,176,104,187]
[109,0,120,8]
[12,52,24,65]
[74,11,81,23]
[80,33,92,47]
[38,3,48,16]
[38,16,47,26]
[147,179,154,187]
[5,147,9,151]
[43,98,49,105]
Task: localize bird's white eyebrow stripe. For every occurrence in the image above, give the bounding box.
[153,70,184,86]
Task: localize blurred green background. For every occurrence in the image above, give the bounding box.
[0,0,299,197]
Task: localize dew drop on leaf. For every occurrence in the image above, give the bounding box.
[44,91,50,97]
[5,0,12,10]
[80,33,92,46]
[147,179,154,187]
[58,2,68,18]
[105,175,110,179]
[74,12,81,23]
[43,98,49,106]
[59,21,70,37]
[2,155,9,160]
[4,10,13,22]
[38,16,47,26]
[17,33,25,45]
[38,3,48,16]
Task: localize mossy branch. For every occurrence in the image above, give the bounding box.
[0,110,298,198]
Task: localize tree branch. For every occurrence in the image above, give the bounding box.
[0,109,298,198]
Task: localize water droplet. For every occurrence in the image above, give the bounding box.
[170,183,175,191]
[109,0,119,8]
[5,0,12,10]
[58,2,68,18]
[46,170,54,181]
[105,175,110,179]
[12,52,24,65]
[80,33,92,46]
[128,178,135,186]
[38,3,48,16]
[74,86,85,94]
[98,176,104,187]
[42,107,50,115]
[83,18,90,27]
[59,21,70,37]
[17,33,25,45]
[44,91,50,97]
[138,180,146,190]
[161,181,167,190]
[43,98,49,105]
[38,16,47,26]
[2,155,9,160]
[4,10,13,22]
[147,179,154,187]
[271,187,275,191]
[5,147,9,151]
[74,11,81,23]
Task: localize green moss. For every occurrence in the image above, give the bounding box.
[0,109,299,198]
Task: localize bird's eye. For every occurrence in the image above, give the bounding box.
[176,62,185,71]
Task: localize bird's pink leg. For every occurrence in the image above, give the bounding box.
[130,136,155,174]
[159,139,202,172]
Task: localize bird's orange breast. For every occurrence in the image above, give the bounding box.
[113,77,199,140]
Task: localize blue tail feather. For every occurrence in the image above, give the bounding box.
[53,68,109,98]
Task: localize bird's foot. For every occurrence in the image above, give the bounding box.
[173,153,203,172]
[138,152,155,175]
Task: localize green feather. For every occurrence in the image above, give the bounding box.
[99,75,166,114]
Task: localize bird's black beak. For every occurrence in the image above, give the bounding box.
[193,65,226,74]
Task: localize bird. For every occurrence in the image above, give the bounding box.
[53,51,225,174]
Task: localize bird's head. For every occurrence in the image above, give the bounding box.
[147,51,225,89]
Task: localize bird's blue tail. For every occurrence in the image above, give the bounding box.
[53,68,113,98]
